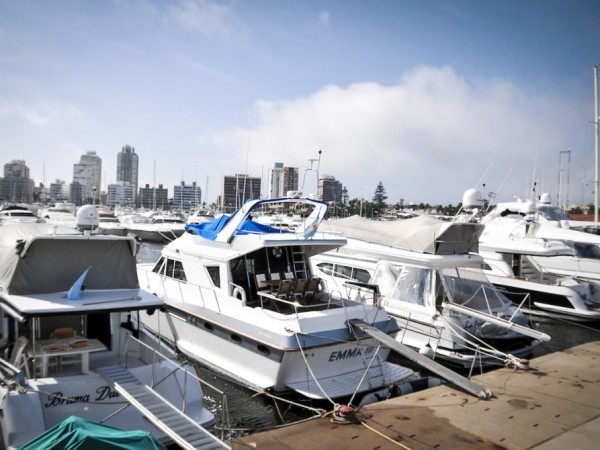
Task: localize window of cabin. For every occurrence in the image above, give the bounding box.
[353,267,372,283]
[317,263,333,275]
[334,264,353,279]
[152,257,165,274]
[165,259,175,278]
[173,260,187,281]
[206,266,220,287]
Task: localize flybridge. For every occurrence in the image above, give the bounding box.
[185,196,329,243]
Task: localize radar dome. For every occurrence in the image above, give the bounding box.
[520,200,536,215]
[539,193,552,204]
[462,189,483,210]
[76,205,99,231]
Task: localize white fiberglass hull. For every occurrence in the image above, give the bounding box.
[0,362,212,449]
[140,303,413,400]
[485,272,600,322]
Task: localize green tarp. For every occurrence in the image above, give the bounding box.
[18,416,166,450]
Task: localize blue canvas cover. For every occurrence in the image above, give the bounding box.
[18,416,166,450]
[186,216,291,240]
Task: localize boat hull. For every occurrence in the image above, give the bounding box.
[0,362,212,449]
[140,304,413,399]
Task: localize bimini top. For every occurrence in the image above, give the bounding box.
[185,196,328,242]
[0,223,162,318]
[319,215,482,255]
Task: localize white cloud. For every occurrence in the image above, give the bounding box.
[199,66,576,205]
[165,0,241,40]
[0,95,83,127]
[318,11,330,26]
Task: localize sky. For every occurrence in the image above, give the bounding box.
[1,0,599,208]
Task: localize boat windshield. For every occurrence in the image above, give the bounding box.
[573,242,600,259]
[372,262,432,307]
[537,205,569,221]
[440,267,511,310]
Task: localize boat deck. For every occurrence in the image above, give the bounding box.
[232,340,600,449]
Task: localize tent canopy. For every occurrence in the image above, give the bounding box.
[18,415,166,450]
[319,215,482,255]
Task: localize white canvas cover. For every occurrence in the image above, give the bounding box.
[319,215,481,254]
[0,223,139,295]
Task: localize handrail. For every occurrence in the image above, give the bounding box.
[122,333,230,437]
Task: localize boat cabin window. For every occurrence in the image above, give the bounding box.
[372,263,430,307]
[152,257,186,281]
[316,262,371,284]
[574,242,600,259]
[152,257,165,273]
[206,265,220,287]
[316,263,334,275]
[441,267,511,310]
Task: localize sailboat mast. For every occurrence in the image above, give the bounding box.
[594,65,599,223]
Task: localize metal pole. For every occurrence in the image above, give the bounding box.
[594,65,599,223]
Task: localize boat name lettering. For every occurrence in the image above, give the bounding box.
[328,346,374,362]
[44,385,120,408]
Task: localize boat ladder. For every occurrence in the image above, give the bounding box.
[291,245,307,278]
[97,365,229,450]
[349,320,493,399]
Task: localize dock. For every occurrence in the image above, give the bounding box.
[231,340,600,449]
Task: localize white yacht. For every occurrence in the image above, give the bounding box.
[96,207,128,236]
[37,202,77,227]
[313,215,548,369]
[119,213,185,243]
[0,204,39,225]
[0,207,219,450]
[478,200,600,321]
[137,196,413,401]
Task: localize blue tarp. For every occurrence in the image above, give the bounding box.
[18,416,166,450]
[185,214,233,240]
[185,215,292,240]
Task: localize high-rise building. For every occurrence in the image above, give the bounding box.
[116,145,139,204]
[221,174,261,212]
[49,179,70,202]
[106,181,135,209]
[173,181,202,212]
[318,175,343,203]
[269,163,299,198]
[72,151,102,205]
[139,184,169,210]
[0,160,35,203]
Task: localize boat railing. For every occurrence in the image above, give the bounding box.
[256,287,348,315]
[142,269,222,314]
[122,333,230,439]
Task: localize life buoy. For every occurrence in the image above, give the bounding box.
[317,279,326,294]
[272,247,283,258]
[232,286,247,305]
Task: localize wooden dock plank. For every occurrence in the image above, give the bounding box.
[232,341,600,449]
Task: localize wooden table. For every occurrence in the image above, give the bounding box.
[28,337,107,377]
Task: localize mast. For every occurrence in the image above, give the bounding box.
[594,65,599,223]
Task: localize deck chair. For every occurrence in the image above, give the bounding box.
[304,277,321,299]
[275,279,294,300]
[9,336,31,377]
[291,278,309,301]
[254,273,268,292]
[283,271,294,280]
[10,336,29,366]
[270,272,281,281]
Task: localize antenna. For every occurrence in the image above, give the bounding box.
[301,149,322,196]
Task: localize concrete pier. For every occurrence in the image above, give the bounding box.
[232,341,600,449]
